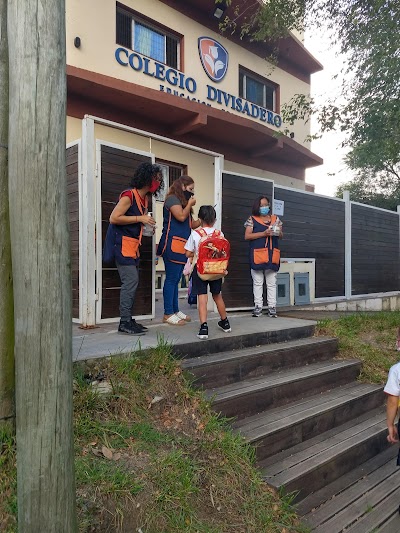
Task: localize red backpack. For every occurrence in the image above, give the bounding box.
[196,228,230,281]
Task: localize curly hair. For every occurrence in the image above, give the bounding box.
[130,162,164,197]
[166,175,195,207]
[251,195,270,216]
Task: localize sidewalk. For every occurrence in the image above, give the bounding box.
[73,305,316,361]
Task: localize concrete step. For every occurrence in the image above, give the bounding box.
[234,382,383,461]
[173,322,316,358]
[300,446,399,532]
[261,409,389,503]
[207,358,362,420]
[182,336,338,388]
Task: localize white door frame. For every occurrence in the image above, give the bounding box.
[80,115,224,325]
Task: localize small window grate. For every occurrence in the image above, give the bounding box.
[116,9,132,49]
[166,35,178,69]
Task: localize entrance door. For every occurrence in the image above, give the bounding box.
[221,172,274,309]
[98,143,154,321]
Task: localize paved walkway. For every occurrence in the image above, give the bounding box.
[73,307,316,361]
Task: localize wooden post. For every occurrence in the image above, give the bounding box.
[0,0,15,430]
[7,0,77,530]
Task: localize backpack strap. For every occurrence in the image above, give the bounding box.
[196,228,207,238]
[131,188,147,245]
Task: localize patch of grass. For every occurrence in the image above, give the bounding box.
[317,311,400,383]
[2,341,306,533]
[75,455,143,496]
[0,427,17,533]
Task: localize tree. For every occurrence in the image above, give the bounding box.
[219,0,400,203]
[7,0,76,530]
[336,172,400,211]
[0,0,14,431]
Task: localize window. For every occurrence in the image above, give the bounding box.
[116,4,180,69]
[155,161,187,202]
[239,69,278,112]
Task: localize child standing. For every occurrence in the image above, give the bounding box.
[184,205,231,340]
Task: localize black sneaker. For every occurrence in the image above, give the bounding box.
[218,318,231,333]
[252,306,263,317]
[118,320,145,335]
[131,319,148,332]
[268,307,277,318]
[197,322,209,340]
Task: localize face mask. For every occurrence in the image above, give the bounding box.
[183,190,194,200]
[149,179,160,193]
[259,206,270,216]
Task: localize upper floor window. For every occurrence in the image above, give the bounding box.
[116,4,180,69]
[239,68,278,112]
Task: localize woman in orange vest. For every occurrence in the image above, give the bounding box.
[107,162,162,335]
[157,176,200,325]
[244,195,283,318]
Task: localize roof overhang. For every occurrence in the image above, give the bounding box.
[67,66,323,176]
[157,0,323,80]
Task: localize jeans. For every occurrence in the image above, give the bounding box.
[163,260,184,315]
[251,268,277,308]
[116,262,139,321]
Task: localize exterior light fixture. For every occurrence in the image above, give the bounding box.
[213,1,227,20]
[74,36,81,48]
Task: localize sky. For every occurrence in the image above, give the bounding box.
[303,30,353,197]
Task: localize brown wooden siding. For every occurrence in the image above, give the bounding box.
[101,145,153,319]
[221,173,274,308]
[351,205,400,295]
[274,187,346,299]
[66,144,80,318]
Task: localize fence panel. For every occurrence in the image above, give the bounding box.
[274,187,345,298]
[351,204,400,295]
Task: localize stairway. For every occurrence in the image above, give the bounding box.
[180,321,399,532]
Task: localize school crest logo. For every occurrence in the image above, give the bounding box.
[198,37,229,83]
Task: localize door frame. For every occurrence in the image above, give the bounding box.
[80,115,224,325]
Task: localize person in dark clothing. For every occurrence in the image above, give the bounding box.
[108,162,162,335]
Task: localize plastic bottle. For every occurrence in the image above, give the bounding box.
[143,211,154,237]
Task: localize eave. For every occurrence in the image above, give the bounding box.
[67,66,323,179]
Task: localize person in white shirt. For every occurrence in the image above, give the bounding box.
[184,205,231,340]
[384,362,400,444]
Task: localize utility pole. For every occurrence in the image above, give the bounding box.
[7,0,77,530]
[0,0,14,432]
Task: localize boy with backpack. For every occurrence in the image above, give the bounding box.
[184,205,231,340]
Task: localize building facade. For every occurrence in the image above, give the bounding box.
[65,0,323,325]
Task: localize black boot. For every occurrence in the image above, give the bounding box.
[118,319,145,335]
[131,319,148,332]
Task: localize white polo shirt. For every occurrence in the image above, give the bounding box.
[384,362,400,397]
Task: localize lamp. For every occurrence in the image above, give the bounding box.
[213,1,227,20]
[74,36,81,48]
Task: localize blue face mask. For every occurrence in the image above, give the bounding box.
[259,206,270,216]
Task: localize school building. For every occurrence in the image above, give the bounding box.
[67,0,397,328]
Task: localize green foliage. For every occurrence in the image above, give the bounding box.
[217,0,400,194]
[317,311,400,383]
[336,170,400,210]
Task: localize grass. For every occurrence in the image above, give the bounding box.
[6,311,398,531]
[0,338,304,532]
[0,427,17,533]
[316,311,400,383]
